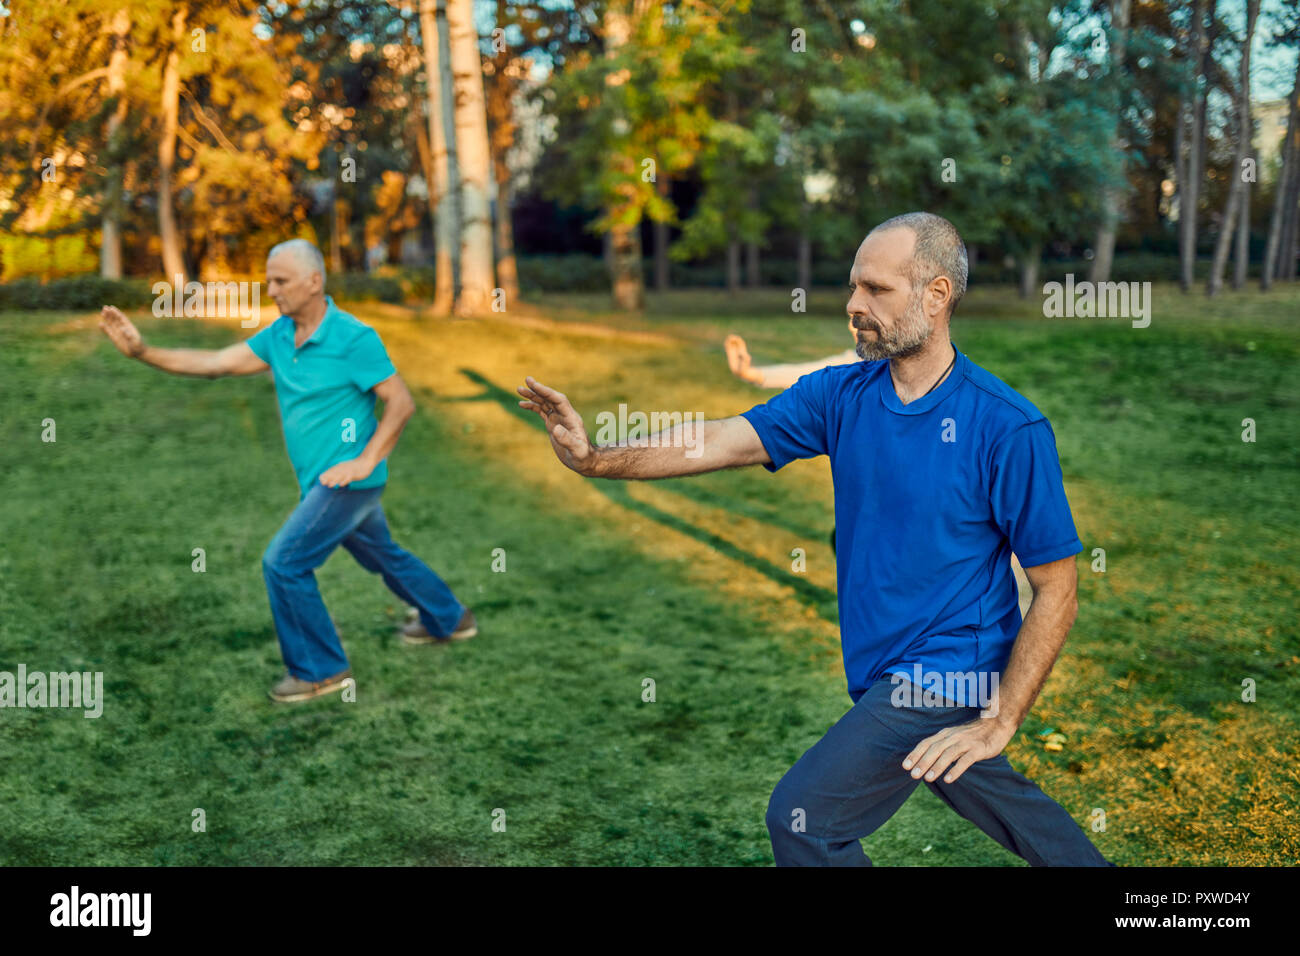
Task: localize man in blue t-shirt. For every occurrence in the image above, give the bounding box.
[519,212,1110,866]
[99,240,475,704]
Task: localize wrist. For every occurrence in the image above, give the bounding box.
[981,710,1019,735]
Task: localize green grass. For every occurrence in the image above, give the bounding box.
[1,282,1297,865]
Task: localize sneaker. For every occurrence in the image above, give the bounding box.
[268,668,353,703]
[401,607,477,645]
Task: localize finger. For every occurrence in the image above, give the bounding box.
[918,740,967,782]
[904,732,953,778]
[524,376,568,407]
[940,751,980,785]
[517,386,551,411]
[902,732,944,772]
[552,423,589,458]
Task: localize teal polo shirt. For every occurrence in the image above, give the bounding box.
[246,296,397,498]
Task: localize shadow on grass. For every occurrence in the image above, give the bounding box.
[446,367,838,623]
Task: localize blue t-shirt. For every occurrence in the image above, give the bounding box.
[740,345,1082,703]
[246,296,397,498]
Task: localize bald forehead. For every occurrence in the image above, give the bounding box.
[267,249,310,276]
[852,227,916,283]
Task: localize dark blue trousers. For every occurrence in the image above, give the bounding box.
[262,483,466,681]
[766,677,1111,866]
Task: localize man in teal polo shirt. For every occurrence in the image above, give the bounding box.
[99,239,475,703]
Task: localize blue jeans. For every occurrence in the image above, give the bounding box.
[766,678,1113,866]
[262,482,466,681]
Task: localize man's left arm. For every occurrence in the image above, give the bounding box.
[901,554,1079,784]
[318,373,416,487]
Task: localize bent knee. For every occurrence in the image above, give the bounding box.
[262,544,303,578]
[765,776,811,838]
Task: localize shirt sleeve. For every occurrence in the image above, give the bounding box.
[738,367,832,472]
[350,328,398,392]
[988,418,1083,567]
[245,324,275,364]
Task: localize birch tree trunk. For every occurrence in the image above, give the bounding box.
[1207,0,1257,296]
[100,8,130,280]
[604,1,645,311]
[419,0,457,314]
[1089,0,1131,285]
[158,9,186,285]
[1234,147,1252,290]
[1181,0,1219,290]
[1262,55,1300,288]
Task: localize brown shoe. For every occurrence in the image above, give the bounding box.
[401,607,477,645]
[268,668,353,703]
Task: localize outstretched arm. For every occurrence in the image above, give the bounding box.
[99,305,268,378]
[517,375,770,478]
[726,334,858,390]
[752,349,861,390]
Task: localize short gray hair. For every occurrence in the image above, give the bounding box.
[268,239,327,289]
[869,212,968,316]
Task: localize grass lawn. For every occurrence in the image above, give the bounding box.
[0,281,1296,865]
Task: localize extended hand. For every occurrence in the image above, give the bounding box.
[724,334,763,385]
[319,457,374,488]
[902,716,1016,785]
[99,305,145,358]
[516,376,597,475]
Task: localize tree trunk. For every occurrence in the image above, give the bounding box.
[1261,56,1300,288]
[158,9,186,285]
[100,9,130,280]
[1176,0,1204,290]
[603,1,645,311]
[1019,244,1042,299]
[421,0,457,312]
[419,0,457,314]
[1184,0,1219,289]
[1207,0,1257,296]
[654,174,670,291]
[745,241,760,288]
[485,0,520,305]
[330,188,346,274]
[1089,0,1131,285]
[797,227,811,294]
[744,187,760,287]
[1233,151,1252,290]
[446,0,495,316]
[726,239,741,293]
[495,174,519,303]
[1282,171,1300,280]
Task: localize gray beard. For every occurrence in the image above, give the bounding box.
[853,293,932,361]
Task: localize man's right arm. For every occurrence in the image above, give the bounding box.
[517,376,771,478]
[137,341,268,378]
[99,305,268,378]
